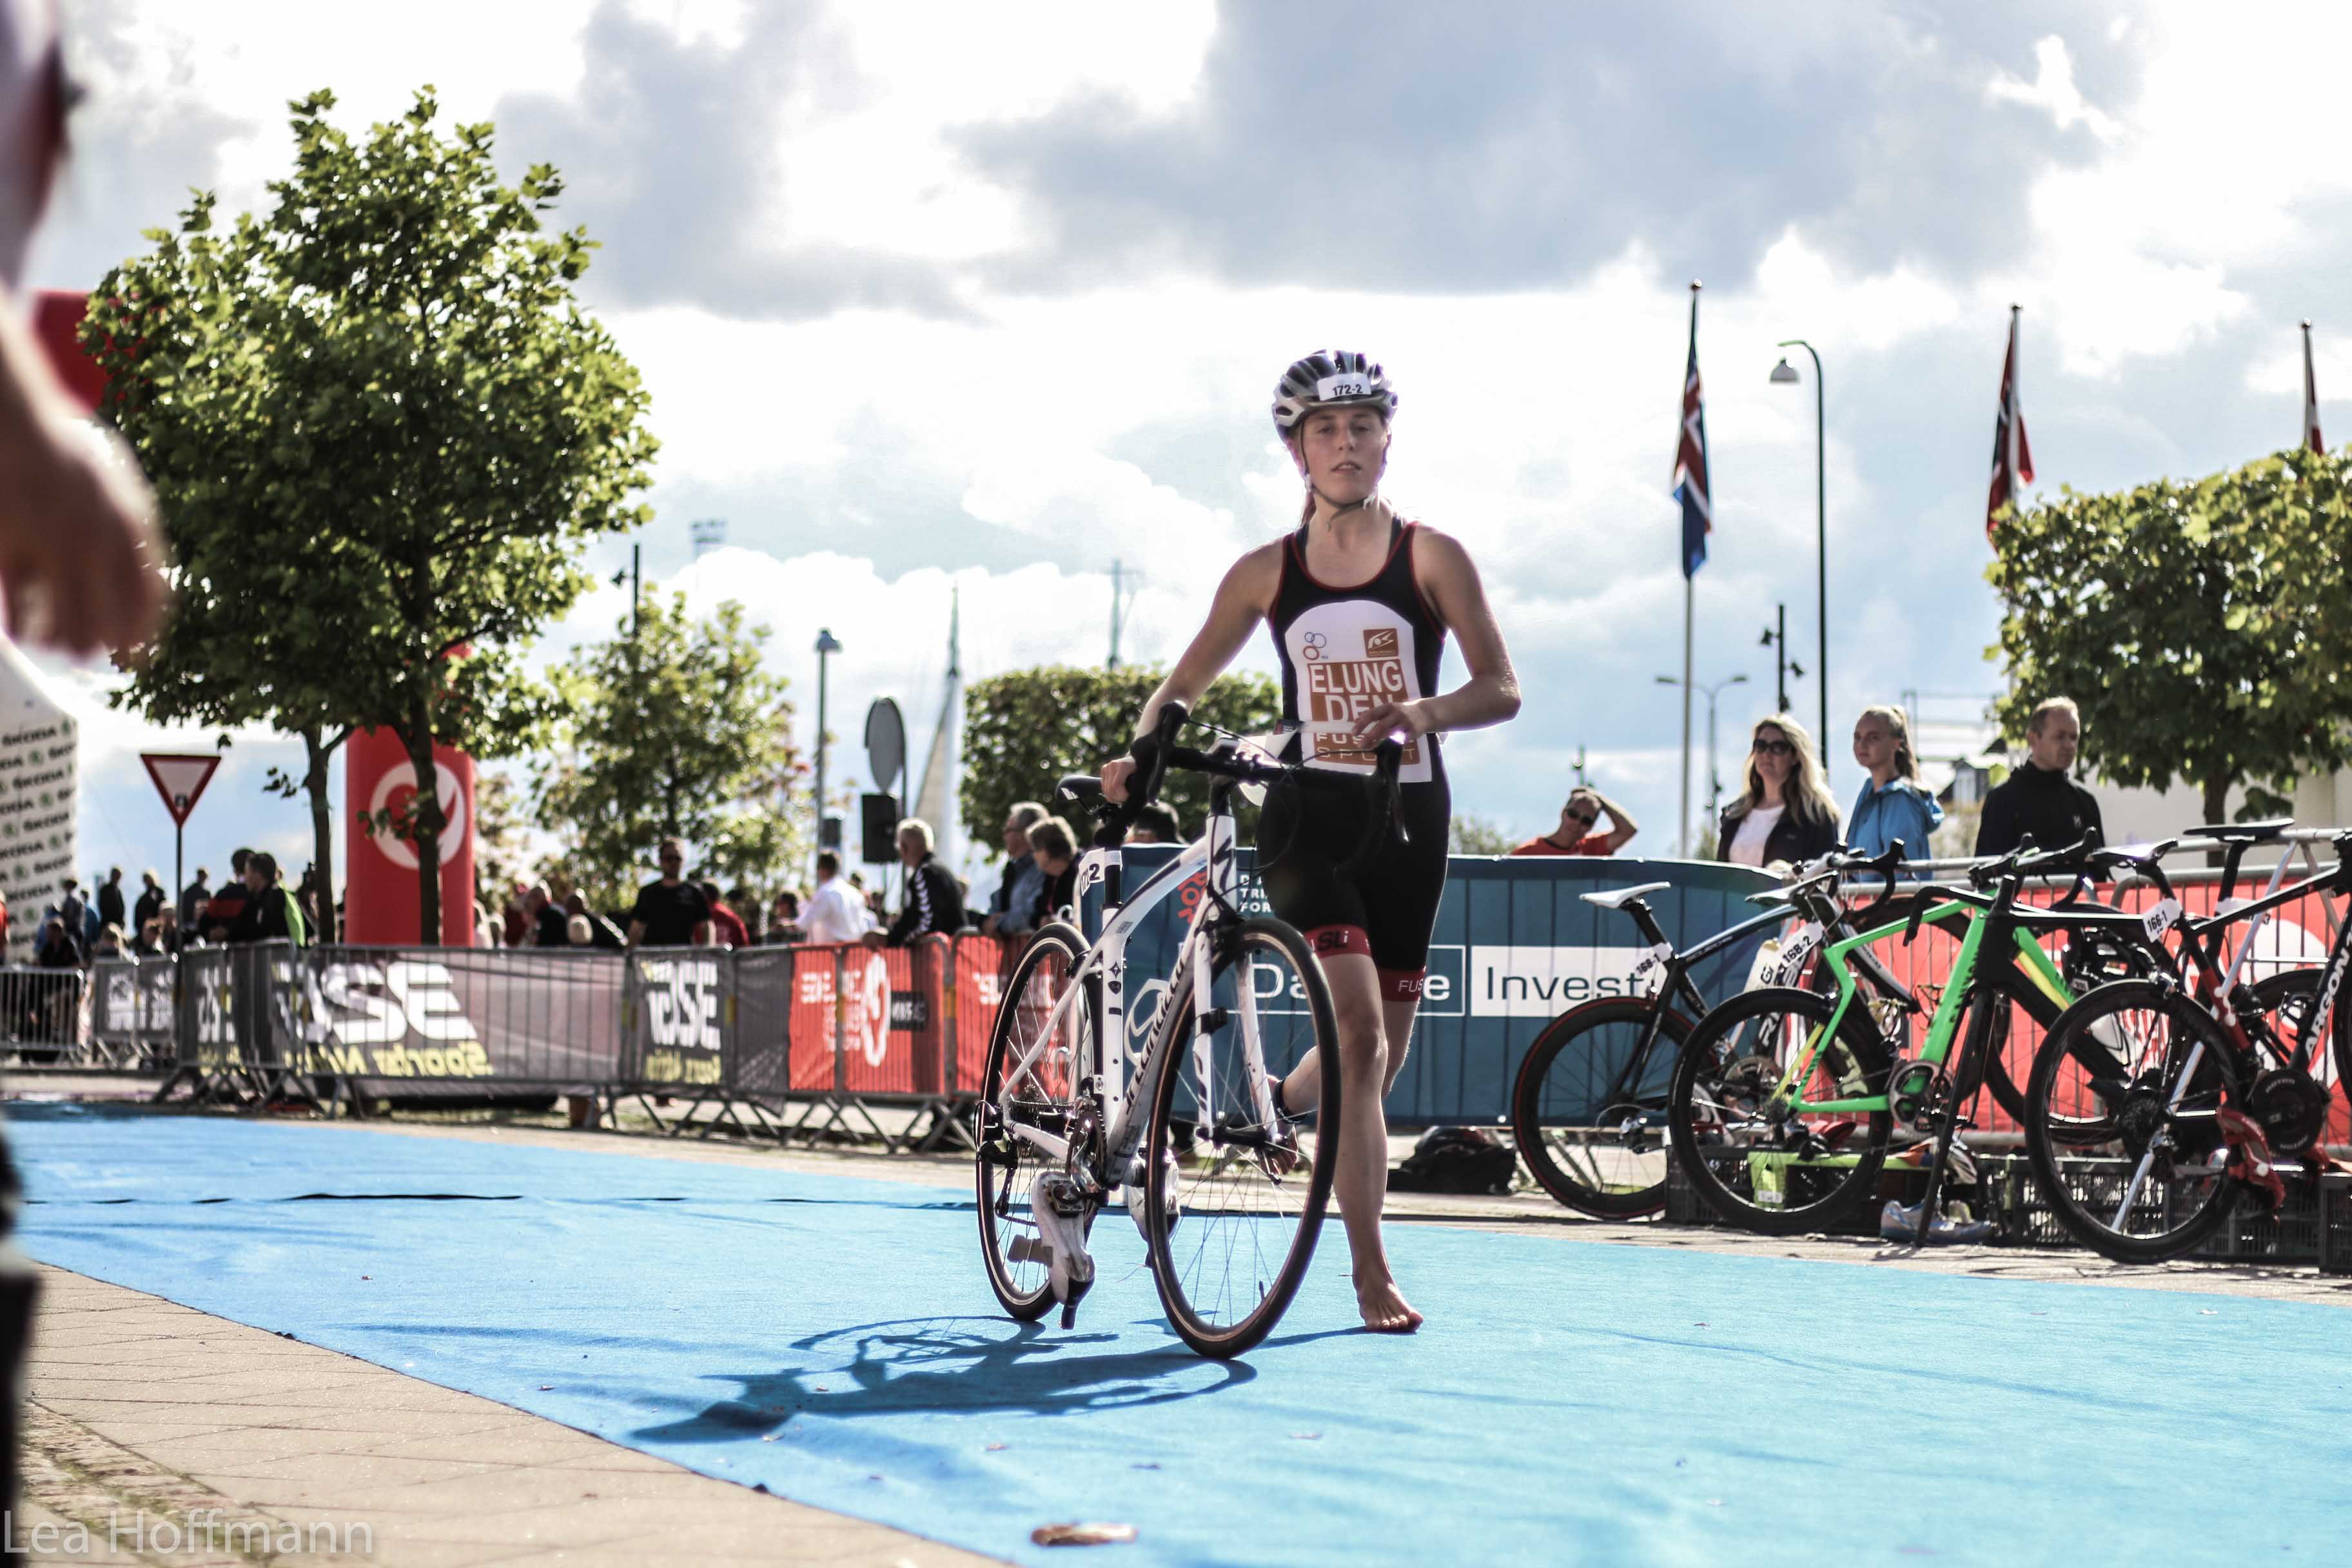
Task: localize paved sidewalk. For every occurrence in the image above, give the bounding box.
[19,1264,1006,1567]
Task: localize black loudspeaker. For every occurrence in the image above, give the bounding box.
[819,813,844,851]
[859,794,901,863]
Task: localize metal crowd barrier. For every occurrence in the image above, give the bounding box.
[141,934,1012,1150]
[0,965,88,1069]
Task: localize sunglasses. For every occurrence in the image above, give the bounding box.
[1752,738,1796,758]
[1564,812,1598,828]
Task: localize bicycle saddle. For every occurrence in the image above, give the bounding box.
[1581,882,1672,910]
[2185,817,2291,843]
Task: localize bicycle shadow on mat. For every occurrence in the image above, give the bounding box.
[632,1315,1349,1442]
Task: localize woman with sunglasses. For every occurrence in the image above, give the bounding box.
[1714,714,1839,869]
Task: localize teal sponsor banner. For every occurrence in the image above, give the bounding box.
[1104,848,1780,1129]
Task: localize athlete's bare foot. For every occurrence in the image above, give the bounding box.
[1354,1271,1423,1333]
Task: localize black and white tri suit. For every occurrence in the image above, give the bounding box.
[1256,518,1453,1000]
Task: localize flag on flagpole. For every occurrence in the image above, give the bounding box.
[2302,319,2324,455]
[1986,305,2034,534]
[1671,286,1710,577]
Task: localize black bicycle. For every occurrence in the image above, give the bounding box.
[1510,843,1921,1217]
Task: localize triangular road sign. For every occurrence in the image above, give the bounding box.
[141,752,222,827]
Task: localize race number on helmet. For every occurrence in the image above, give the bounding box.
[1271,350,1398,434]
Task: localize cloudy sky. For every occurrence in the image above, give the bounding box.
[24,0,2351,899]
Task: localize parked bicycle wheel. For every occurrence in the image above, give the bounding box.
[1510,997,1691,1218]
[1144,916,1340,1359]
[975,923,1101,1322]
[2021,979,2244,1262]
[1666,986,1894,1235]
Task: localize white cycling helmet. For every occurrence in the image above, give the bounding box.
[1271,349,1397,436]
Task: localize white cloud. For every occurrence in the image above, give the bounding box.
[1986,35,2122,143]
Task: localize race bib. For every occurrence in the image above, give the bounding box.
[2141,898,2183,940]
[1315,373,1378,401]
[1771,921,1825,986]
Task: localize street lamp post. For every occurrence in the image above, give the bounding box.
[1658,671,1750,845]
[1770,342,1828,782]
[812,629,842,879]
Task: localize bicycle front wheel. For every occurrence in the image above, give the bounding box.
[2021,979,2242,1263]
[1667,986,1893,1235]
[975,923,1099,1322]
[1511,997,1689,1217]
[1144,916,1340,1358]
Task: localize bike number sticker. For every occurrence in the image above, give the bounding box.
[1772,923,1824,985]
[1631,941,1673,992]
[2141,898,2182,939]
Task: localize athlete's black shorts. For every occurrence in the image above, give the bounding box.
[1254,767,1450,1001]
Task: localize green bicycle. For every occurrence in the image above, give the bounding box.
[1665,839,2153,1237]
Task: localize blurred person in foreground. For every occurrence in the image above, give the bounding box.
[698,879,749,948]
[0,2,172,1516]
[800,852,870,945]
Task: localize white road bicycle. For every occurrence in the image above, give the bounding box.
[973,705,1400,1358]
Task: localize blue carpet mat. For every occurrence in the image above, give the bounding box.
[11,1104,2352,1567]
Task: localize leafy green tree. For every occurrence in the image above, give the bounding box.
[1988,446,2352,827]
[89,88,656,942]
[1448,815,1515,855]
[534,590,807,911]
[961,665,1281,849]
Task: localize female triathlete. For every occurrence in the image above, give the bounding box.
[1101,350,1520,1332]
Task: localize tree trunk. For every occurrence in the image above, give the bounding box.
[2202,774,2231,868]
[403,698,444,946]
[301,725,338,945]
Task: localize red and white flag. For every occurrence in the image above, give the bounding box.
[2303,320,2324,455]
[1986,305,2034,534]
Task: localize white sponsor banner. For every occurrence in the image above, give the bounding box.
[0,640,76,965]
[1467,945,1651,1017]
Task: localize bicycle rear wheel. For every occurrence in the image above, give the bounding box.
[1666,986,1893,1235]
[1144,916,1340,1358]
[975,923,1099,1322]
[2021,979,2242,1262]
[1510,997,1689,1218]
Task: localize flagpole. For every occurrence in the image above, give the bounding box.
[2304,319,2324,455]
[1679,280,1699,856]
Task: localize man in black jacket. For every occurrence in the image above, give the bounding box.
[1975,696,2104,860]
[867,818,966,947]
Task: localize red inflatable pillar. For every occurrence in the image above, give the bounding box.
[344,727,477,946]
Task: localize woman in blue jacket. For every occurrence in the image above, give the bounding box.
[1847,704,1943,863]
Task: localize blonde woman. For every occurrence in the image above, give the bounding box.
[1714,714,1840,868]
[1847,704,1943,862]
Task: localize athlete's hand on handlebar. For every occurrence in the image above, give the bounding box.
[1099,755,1139,805]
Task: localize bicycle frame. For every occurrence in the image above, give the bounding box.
[989,783,1266,1193]
[1770,892,2127,1117]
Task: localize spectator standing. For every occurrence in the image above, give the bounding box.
[1975,696,2104,861]
[202,849,255,939]
[1024,816,1079,928]
[729,884,766,945]
[1128,803,1182,845]
[95,867,124,932]
[627,840,712,948]
[700,880,750,948]
[179,867,212,929]
[765,890,807,945]
[866,819,965,948]
[983,801,1048,938]
[565,892,626,950]
[1511,787,1639,856]
[1847,705,1943,863]
[228,852,306,946]
[525,884,569,947]
[132,870,164,932]
[801,852,871,945]
[1716,714,1840,870]
[52,879,87,962]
